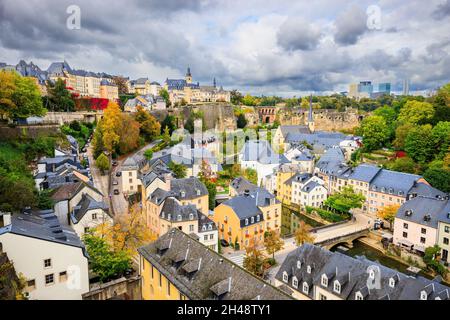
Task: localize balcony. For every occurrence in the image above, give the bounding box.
[245,233,250,238]
[259,229,264,234]
[224,220,228,224]
[227,231,232,236]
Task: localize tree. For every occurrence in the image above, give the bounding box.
[161,115,176,135]
[264,230,284,259]
[423,245,447,276]
[184,115,195,134]
[237,113,247,129]
[294,221,315,246]
[112,76,128,94]
[117,114,140,154]
[0,253,26,300]
[377,204,400,231]
[0,70,46,119]
[163,125,171,144]
[102,101,122,154]
[242,94,257,106]
[324,186,365,214]
[393,123,414,150]
[243,168,258,185]
[230,89,243,105]
[159,88,170,107]
[386,157,417,174]
[135,106,161,142]
[243,239,267,277]
[398,100,435,125]
[144,149,153,160]
[45,78,75,112]
[95,153,110,174]
[168,161,187,178]
[423,162,450,193]
[83,233,131,283]
[356,115,390,151]
[431,121,450,160]
[404,125,434,163]
[203,178,217,211]
[94,207,154,255]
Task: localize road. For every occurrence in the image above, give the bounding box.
[86,143,111,213]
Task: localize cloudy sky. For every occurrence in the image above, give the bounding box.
[1,0,449,96]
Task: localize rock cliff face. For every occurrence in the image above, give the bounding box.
[181,103,237,131]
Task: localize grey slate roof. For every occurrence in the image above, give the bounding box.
[240,140,289,165]
[370,168,421,195]
[160,198,199,222]
[0,210,87,255]
[396,196,450,229]
[407,182,448,200]
[275,243,450,300]
[137,228,291,300]
[230,177,258,195]
[301,180,323,193]
[198,213,217,233]
[71,193,110,224]
[279,125,311,138]
[349,164,381,182]
[170,177,208,199]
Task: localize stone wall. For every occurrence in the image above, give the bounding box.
[82,276,142,300]
[0,124,61,141]
[182,103,237,131]
[277,107,362,131]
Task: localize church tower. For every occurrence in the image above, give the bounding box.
[213,77,216,88]
[307,94,315,132]
[185,66,192,84]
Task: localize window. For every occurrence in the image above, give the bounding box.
[403,232,408,238]
[389,278,396,288]
[321,275,328,287]
[403,223,408,229]
[445,226,450,233]
[59,271,67,282]
[129,179,133,183]
[421,228,427,234]
[302,282,309,294]
[307,265,311,274]
[420,237,426,244]
[319,293,327,300]
[420,291,427,300]
[292,277,298,288]
[167,281,171,296]
[282,271,288,283]
[159,273,162,287]
[44,259,52,268]
[45,274,54,285]
[92,213,97,220]
[297,261,302,269]
[129,172,132,176]
[444,238,449,245]
[333,281,341,294]
[204,235,208,241]
[355,292,364,300]
[151,266,154,279]
[189,213,194,220]
[177,215,182,221]
[27,279,36,291]
[251,217,254,224]
[256,215,260,222]
[84,227,90,233]
[245,219,249,226]
[210,234,214,240]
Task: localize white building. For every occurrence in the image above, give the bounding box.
[0,210,89,300]
[290,173,327,208]
[239,140,289,185]
[284,146,315,173]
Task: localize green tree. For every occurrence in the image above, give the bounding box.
[324,186,365,214]
[243,168,258,185]
[96,153,110,174]
[398,100,435,125]
[168,161,187,178]
[163,125,171,144]
[237,113,247,129]
[386,157,417,174]
[423,161,450,193]
[134,106,161,142]
[159,88,170,107]
[161,115,176,135]
[431,121,450,160]
[264,230,284,259]
[356,115,390,151]
[184,115,195,134]
[45,78,75,112]
[243,240,267,277]
[202,179,217,211]
[230,89,243,105]
[0,70,46,119]
[242,94,257,106]
[143,149,153,161]
[404,124,434,163]
[393,123,414,150]
[83,233,131,283]
[423,245,447,276]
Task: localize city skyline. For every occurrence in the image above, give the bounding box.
[1,0,449,96]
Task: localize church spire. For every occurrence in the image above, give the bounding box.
[308,93,315,132]
[186,66,191,77]
[213,77,216,88]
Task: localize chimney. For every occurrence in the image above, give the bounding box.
[0,212,12,228]
[244,189,250,197]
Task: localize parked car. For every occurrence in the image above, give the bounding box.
[220,239,229,247]
[113,189,120,195]
[112,161,118,166]
[115,171,122,177]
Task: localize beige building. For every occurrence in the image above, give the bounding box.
[100,80,119,100]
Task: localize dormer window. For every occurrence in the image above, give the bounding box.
[420,291,427,300]
[389,278,396,288]
[369,269,375,279]
[196,189,201,196]
[167,214,171,220]
[321,274,328,287]
[257,215,260,222]
[177,215,182,221]
[208,224,212,230]
[297,261,302,269]
[245,219,249,226]
[282,271,288,283]
[181,191,186,198]
[292,276,298,288]
[251,217,254,224]
[161,212,165,218]
[333,281,341,294]
[302,282,309,294]
[307,265,311,274]
[355,292,364,300]
[202,225,206,231]
[189,213,194,220]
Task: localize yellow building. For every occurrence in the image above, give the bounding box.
[100,80,119,100]
[213,188,281,248]
[276,164,300,206]
[138,228,291,300]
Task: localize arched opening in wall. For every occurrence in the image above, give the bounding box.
[265,116,270,123]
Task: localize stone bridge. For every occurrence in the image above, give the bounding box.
[312,224,370,250]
